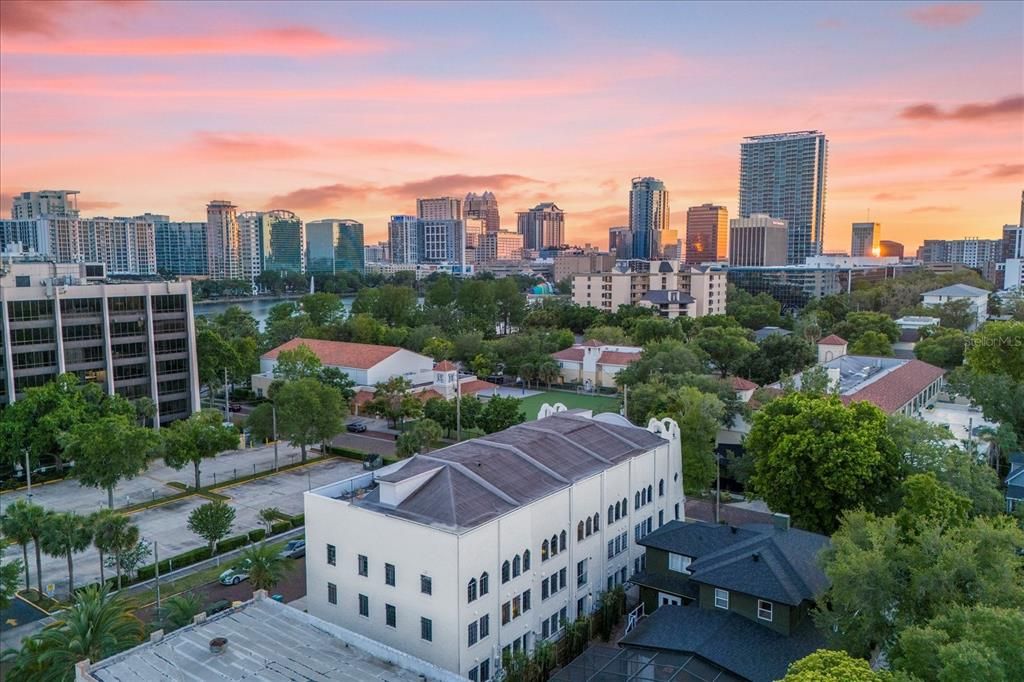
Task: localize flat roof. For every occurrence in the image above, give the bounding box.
[87,596,453,682]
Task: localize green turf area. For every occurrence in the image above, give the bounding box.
[515,390,621,420]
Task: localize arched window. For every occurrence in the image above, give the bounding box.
[577,521,585,541]
[480,572,489,595]
[635,492,641,509]
[523,550,531,571]
[585,517,593,536]
[551,534,559,556]
[659,479,665,497]
[674,473,678,482]
[622,498,627,515]
[512,555,521,578]
[541,540,549,561]
[501,560,510,584]
[467,578,477,603]
[641,488,647,505]
[593,513,600,532]
[647,484,653,502]
[614,502,621,521]
[559,530,567,552]
[608,505,614,525]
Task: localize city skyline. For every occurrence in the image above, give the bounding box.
[1,1,1021,252]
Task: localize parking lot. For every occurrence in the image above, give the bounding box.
[0,448,362,599]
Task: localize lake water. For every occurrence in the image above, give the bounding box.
[194,296,356,329]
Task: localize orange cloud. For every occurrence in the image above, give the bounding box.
[900,95,1023,121]
[909,206,958,213]
[77,199,120,212]
[1,26,387,56]
[266,183,376,210]
[906,3,983,27]
[986,163,1024,179]
[190,133,308,161]
[386,174,543,200]
[872,192,915,201]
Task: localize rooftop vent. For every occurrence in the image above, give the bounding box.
[209,637,228,654]
[752,552,761,562]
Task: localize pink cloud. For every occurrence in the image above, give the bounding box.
[906,3,983,27]
[189,133,309,161]
[77,199,120,211]
[1,26,387,56]
[986,163,1024,179]
[900,95,1023,121]
[386,174,543,200]
[909,206,958,213]
[872,192,915,201]
[0,1,150,37]
[266,184,376,210]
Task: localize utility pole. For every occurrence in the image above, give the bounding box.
[272,404,279,472]
[24,451,32,499]
[456,369,462,442]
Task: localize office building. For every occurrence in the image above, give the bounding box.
[388,216,420,265]
[78,217,157,276]
[850,222,880,258]
[307,219,365,275]
[146,215,209,276]
[304,404,684,679]
[727,266,842,312]
[11,190,80,220]
[261,210,305,273]
[573,261,725,318]
[629,177,670,260]
[608,226,632,259]
[729,214,788,266]
[1002,225,1023,261]
[364,241,389,264]
[517,203,565,250]
[879,240,904,259]
[739,131,828,264]
[476,230,523,263]
[417,197,462,221]
[1,218,64,258]
[552,252,617,283]
[464,218,487,248]
[420,219,465,267]
[206,200,243,280]
[685,204,728,264]
[465,191,500,232]
[916,238,1001,270]
[0,261,199,423]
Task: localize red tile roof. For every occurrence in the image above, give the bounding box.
[459,379,499,396]
[817,334,848,346]
[552,347,585,362]
[599,351,642,366]
[263,338,403,370]
[731,377,759,391]
[841,359,945,413]
[582,339,605,347]
[415,389,444,402]
[434,360,457,371]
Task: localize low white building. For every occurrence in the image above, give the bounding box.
[252,337,434,397]
[304,405,685,680]
[921,283,990,330]
[552,340,641,389]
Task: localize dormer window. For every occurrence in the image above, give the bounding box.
[668,553,691,574]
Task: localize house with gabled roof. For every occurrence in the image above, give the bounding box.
[552,340,642,389]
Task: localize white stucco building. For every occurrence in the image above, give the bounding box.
[921,283,990,330]
[552,340,641,389]
[252,337,434,396]
[304,405,685,680]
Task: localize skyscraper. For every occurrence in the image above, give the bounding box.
[464,192,500,232]
[608,226,632,259]
[306,219,364,275]
[516,203,565,250]
[879,240,904,259]
[77,217,157,275]
[388,215,420,264]
[419,219,465,266]
[236,211,267,283]
[417,197,462,220]
[685,204,728,264]
[262,210,305,273]
[729,214,788,266]
[206,200,242,280]
[11,190,80,219]
[739,131,828,264]
[629,177,670,260]
[148,214,209,276]
[850,222,881,257]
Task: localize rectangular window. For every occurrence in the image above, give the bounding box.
[559,607,568,626]
[758,600,773,622]
[358,594,369,617]
[385,603,396,628]
[420,574,432,595]
[468,621,478,646]
[542,618,550,639]
[501,601,511,625]
[577,597,585,617]
[385,563,396,586]
[327,582,337,605]
[421,617,433,641]
[559,567,567,590]
[469,667,479,682]
[358,554,368,576]
[327,544,336,566]
[577,559,588,587]
[668,553,691,574]
[607,540,614,559]
[512,595,521,619]
[479,614,490,638]
[675,503,680,520]
[480,659,491,681]
[542,580,549,600]
[659,510,664,527]
[714,588,729,610]
[522,589,531,612]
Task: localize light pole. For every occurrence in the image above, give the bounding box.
[272,403,279,472]
[153,540,162,611]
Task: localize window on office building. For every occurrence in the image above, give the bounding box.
[421,617,433,641]
[421,574,432,595]
[385,563,396,586]
[358,594,369,617]
[327,544,336,566]
[358,554,368,576]
[327,582,337,605]
[385,603,396,627]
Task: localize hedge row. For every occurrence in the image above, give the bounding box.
[137,546,212,581]
[290,514,304,528]
[249,528,266,542]
[270,520,292,535]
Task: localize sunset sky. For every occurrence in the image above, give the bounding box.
[1,0,1021,253]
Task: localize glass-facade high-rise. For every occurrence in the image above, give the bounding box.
[264,210,305,273]
[629,177,670,260]
[739,131,828,265]
[306,219,365,274]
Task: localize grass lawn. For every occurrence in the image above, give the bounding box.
[515,389,621,420]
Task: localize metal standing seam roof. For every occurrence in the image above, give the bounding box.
[922,284,990,297]
[358,412,667,531]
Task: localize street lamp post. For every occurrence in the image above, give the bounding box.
[272,404,279,472]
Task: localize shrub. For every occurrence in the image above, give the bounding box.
[248,528,266,543]
[217,534,250,553]
[136,546,212,581]
[270,520,292,535]
[290,514,305,528]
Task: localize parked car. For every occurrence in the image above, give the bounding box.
[279,540,306,559]
[346,421,368,433]
[218,559,252,586]
[228,403,243,413]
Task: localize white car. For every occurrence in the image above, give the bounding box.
[218,559,252,586]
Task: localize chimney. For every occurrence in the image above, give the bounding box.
[752,552,760,562]
[772,513,790,531]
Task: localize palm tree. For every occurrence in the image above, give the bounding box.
[35,583,144,679]
[90,509,115,587]
[1,499,36,592]
[1,630,52,681]
[162,592,205,631]
[40,511,93,597]
[239,542,287,591]
[92,511,138,589]
[537,359,560,388]
[2,500,47,596]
